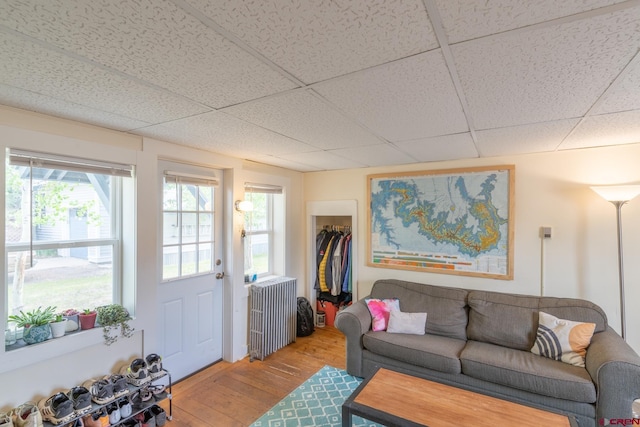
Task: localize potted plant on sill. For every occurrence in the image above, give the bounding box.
[96,304,134,346]
[49,313,67,338]
[79,308,97,330]
[8,306,56,344]
[61,308,80,332]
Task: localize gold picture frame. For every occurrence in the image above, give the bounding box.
[367,165,515,280]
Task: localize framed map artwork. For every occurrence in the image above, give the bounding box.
[367,165,515,279]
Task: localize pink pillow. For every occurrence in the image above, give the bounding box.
[365,298,400,331]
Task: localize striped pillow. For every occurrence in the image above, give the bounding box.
[531,311,595,367]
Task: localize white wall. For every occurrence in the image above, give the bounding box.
[303,144,640,354]
[0,106,303,407]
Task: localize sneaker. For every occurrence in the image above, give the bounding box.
[63,419,83,427]
[129,388,153,411]
[37,393,75,425]
[85,409,108,427]
[11,402,42,427]
[0,412,13,427]
[146,384,167,401]
[118,398,132,419]
[80,413,100,427]
[67,386,92,416]
[104,374,129,398]
[148,405,165,427]
[145,354,164,379]
[120,359,150,387]
[106,403,120,426]
[82,379,115,405]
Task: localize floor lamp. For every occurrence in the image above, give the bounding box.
[591,185,640,341]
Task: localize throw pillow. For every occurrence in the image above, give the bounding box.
[387,310,427,335]
[365,298,400,331]
[531,311,596,367]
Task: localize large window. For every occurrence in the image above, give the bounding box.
[243,183,283,278]
[162,172,217,280]
[5,150,132,316]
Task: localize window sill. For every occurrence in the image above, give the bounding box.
[0,321,136,374]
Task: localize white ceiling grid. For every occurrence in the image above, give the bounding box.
[0,0,638,171]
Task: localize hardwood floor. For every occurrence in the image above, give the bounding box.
[158,326,346,426]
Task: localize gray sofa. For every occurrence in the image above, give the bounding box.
[335,279,640,426]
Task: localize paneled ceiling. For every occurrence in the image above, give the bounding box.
[1,0,639,172]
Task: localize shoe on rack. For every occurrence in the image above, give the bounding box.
[144,354,164,379]
[0,412,13,427]
[82,379,114,405]
[11,402,42,427]
[120,419,140,427]
[63,418,83,427]
[80,413,99,427]
[104,374,129,398]
[67,386,92,417]
[148,405,166,427]
[105,403,120,426]
[146,384,167,401]
[134,410,155,427]
[84,409,108,427]
[38,393,75,425]
[118,398,132,419]
[120,358,151,387]
[129,388,153,412]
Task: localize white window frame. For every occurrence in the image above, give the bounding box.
[244,183,282,278]
[161,171,218,281]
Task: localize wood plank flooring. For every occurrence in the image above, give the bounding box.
[158,325,346,426]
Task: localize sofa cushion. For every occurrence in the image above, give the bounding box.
[363,331,465,374]
[387,310,427,335]
[461,340,596,403]
[370,279,468,340]
[467,291,608,351]
[531,311,595,367]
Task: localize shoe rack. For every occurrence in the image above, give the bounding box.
[43,370,172,427]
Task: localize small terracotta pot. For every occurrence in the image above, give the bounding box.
[79,312,97,330]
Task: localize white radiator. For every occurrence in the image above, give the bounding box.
[249,277,297,361]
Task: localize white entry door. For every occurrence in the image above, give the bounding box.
[157,162,224,380]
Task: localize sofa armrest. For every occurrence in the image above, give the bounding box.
[585,327,640,420]
[335,297,372,377]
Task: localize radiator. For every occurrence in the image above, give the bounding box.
[249,277,297,361]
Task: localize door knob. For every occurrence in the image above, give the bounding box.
[215,272,225,279]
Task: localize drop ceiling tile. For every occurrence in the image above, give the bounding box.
[0,32,209,124]
[394,133,478,162]
[560,110,640,150]
[452,7,640,130]
[330,144,416,167]
[245,155,320,172]
[223,89,382,150]
[475,119,579,157]
[0,84,150,132]
[435,0,629,43]
[187,0,437,83]
[279,150,366,171]
[137,111,316,156]
[593,55,640,114]
[313,50,468,142]
[0,0,297,108]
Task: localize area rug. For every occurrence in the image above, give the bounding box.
[249,365,383,427]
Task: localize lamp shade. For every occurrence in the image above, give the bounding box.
[591,185,640,202]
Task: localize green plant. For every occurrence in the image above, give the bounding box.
[53,313,64,323]
[8,306,57,328]
[82,308,95,315]
[96,304,134,346]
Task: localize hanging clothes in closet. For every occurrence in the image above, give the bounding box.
[315,226,352,307]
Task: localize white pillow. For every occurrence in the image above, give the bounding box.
[530,311,595,367]
[387,310,427,335]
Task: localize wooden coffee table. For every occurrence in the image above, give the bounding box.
[342,367,578,426]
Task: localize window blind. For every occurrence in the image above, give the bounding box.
[10,149,134,177]
[244,182,283,194]
[164,170,219,186]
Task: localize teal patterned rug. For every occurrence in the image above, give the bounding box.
[249,365,383,427]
